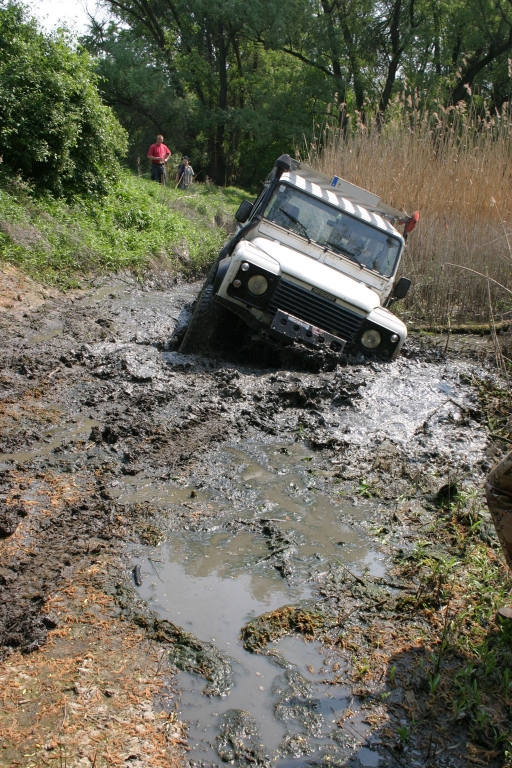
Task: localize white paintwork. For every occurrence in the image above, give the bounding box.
[248,238,380,314]
[368,306,407,333]
[367,307,408,359]
[216,163,409,355]
[292,163,406,221]
[251,224,391,300]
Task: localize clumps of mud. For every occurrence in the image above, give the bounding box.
[0,472,27,537]
[0,273,507,767]
[217,709,271,767]
[256,519,299,577]
[136,616,234,697]
[0,484,122,656]
[241,603,329,653]
[273,670,323,739]
[125,501,168,546]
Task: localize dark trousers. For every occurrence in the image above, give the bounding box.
[151,163,166,183]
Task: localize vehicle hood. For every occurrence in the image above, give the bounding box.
[248,237,381,315]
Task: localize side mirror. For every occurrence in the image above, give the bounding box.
[235,200,253,223]
[393,277,411,300]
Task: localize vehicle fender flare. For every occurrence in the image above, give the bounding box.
[218,216,262,265]
[213,256,232,293]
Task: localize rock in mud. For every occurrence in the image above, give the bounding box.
[0,506,23,538]
[278,732,312,758]
[132,564,143,586]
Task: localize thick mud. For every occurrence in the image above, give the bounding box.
[0,271,507,767]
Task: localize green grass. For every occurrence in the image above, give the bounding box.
[392,492,512,760]
[0,171,248,288]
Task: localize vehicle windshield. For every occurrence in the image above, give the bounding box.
[263,183,401,278]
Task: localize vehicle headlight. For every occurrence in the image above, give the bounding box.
[361,329,381,349]
[247,274,269,296]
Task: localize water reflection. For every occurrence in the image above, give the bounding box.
[132,442,386,766]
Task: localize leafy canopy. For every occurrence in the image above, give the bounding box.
[0,2,127,197]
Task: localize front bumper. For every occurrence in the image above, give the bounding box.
[270,309,346,353]
[218,258,406,360]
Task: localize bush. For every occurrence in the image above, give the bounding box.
[0,3,127,198]
[0,171,247,287]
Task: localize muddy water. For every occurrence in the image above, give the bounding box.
[130,442,387,766]
[0,412,100,465]
[126,330,486,766]
[0,276,496,768]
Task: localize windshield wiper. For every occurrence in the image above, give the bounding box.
[279,207,311,244]
[328,242,360,264]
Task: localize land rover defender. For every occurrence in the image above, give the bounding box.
[180,154,418,361]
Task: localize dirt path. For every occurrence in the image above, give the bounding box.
[0,269,510,768]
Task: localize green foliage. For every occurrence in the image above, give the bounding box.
[356,477,381,498]
[474,378,512,446]
[0,171,247,287]
[83,23,329,190]
[84,25,195,170]
[390,493,512,757]
[0,3,127,198]
[86,0,512,190]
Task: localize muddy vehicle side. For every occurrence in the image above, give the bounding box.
[181,154,416,360]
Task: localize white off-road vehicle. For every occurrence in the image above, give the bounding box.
[181,154,418,361]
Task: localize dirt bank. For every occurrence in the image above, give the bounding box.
[0,268,511,768]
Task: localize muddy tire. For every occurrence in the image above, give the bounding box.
[179,283,228,354]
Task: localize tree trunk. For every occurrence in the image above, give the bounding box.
[377,0,405,119]
[337,14,366,113]
[450,27,512,104]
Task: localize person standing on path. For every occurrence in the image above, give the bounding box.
[486,452,512,619]
[147,135,171,184]
[176,156,194,190]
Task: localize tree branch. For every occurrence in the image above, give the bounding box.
[281,46,335,77]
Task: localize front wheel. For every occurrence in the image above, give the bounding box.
[179,284,227,354]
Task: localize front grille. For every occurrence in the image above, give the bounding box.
[268,279,364,342]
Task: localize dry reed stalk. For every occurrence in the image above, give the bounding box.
[307,98,512,327]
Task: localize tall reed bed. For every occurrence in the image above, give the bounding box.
[308,101,512,327]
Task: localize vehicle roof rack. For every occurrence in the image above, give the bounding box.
[296,162,406,225]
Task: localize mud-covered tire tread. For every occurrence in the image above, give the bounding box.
[180,275,226,354]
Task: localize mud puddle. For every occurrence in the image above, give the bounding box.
[0,410,99,465]
[1,273,506,768]
[130,443,387,766]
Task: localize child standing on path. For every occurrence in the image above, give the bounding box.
[176,156,194,190]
